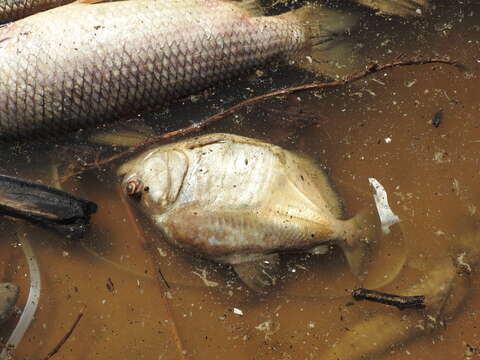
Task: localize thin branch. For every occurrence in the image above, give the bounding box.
[78,57,459,172]
[42,309,84,360]
[118,188,187,360]
[352,288,426,310]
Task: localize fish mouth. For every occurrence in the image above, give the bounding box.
[121,175,144,199]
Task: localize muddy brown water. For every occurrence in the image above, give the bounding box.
[0,1,479,359]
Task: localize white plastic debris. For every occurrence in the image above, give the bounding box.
[369,178,400,234]
[233,308,244,316]
[192,268,219,287]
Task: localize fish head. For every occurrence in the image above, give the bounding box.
[0,282,19,322]
[119,148,189,213]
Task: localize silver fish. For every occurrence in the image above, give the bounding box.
[0,282,19,323]
[0,0,74,24]
[119,133,378,292]
[0,0,357,140]
[0,0,429,25]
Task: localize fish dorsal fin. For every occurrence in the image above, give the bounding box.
[233,254,280,293]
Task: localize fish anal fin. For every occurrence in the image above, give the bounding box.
[337,209,380,280]
[232,254,280,293]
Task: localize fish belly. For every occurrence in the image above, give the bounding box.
[155,204,336,261]
[0,0,304,139]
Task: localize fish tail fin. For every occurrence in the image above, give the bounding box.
[338,209,380,279]
[283,4,362,78]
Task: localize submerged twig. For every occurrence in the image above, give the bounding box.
[118,188,187,360]
[70,57,458,174]
[352,288,426,310]
[0,174,97,239]
[42,310,84,360]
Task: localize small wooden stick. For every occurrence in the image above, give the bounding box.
[42,310,84,360]
[118,188,187,360]
[352,288,426,310]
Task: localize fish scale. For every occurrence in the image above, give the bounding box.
[0,0,72,24]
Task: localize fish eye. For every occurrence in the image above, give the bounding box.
[125,179,143,197]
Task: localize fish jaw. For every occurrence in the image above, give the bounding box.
[121,149,189,212]
[0,282,19,323]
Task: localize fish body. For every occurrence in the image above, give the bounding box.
[0,0,73,24]
[0,0,356,140]
[0,282,19,323]
[0,0,429,25]
[119,133,376,291]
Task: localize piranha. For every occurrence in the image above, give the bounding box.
[0,0,359,140]
[0,282,19,323]
[118,133,378,292]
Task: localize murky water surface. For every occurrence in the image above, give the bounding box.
[1,1,479,359]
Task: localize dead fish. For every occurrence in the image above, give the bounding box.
[0,0,74,24]
[0,0,357,141]
[0,282,19,323]
[0,0,430,25]
[118,133,378,292]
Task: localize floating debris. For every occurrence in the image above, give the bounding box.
[456,252,472,274]
[192,268,219,288]
[432,110,444,128]
[255,320,280,340]
[352,288,425,310]
[0,175,97,238]
[369,178,400,234]
[232,308,244,316]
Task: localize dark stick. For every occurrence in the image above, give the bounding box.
[352,288,426,310]
[158,267,171,289]
[42,311,84,360]
[71,57,458,175]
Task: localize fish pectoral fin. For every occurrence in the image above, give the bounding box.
[232,254,280,293]
[308,244,330,255]
[338,209,380,280]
